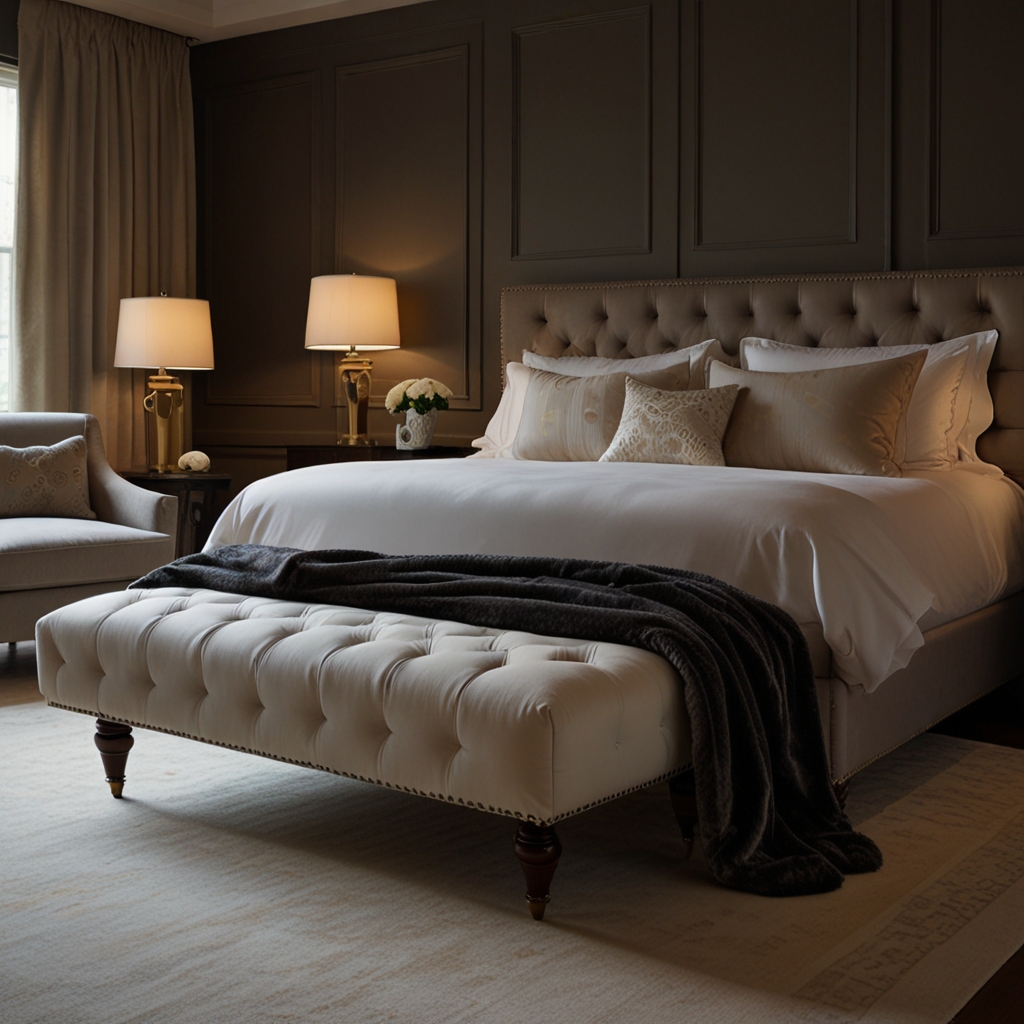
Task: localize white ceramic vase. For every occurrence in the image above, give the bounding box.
[396,408,438,450]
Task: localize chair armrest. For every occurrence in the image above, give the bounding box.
[89,460,178,538]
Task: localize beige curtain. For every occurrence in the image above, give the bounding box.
[14,0,195,470]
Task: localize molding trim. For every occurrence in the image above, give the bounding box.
[64,0,433,44]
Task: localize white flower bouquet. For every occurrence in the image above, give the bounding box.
[385,377,453,416]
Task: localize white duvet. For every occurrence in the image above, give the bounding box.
[206,460,1024,692]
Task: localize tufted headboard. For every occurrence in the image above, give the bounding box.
[501,267,1024,484]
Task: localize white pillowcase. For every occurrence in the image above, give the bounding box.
[740,332,998,470]
[522,338,735,389]
[469,361,532,458]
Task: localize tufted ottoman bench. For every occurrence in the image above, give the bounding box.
[35,587,693,918]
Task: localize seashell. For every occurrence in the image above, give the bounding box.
[178,450,210,472]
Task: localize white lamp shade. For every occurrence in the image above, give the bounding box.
[304,274,401,351]
[114,297,215,370]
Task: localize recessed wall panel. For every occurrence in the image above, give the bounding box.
[931,0,1024,239]
[513,7,651,260]
[697,0,856,248]
[204,73,320,406]
[337,47,476,406]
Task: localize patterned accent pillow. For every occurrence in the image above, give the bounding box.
[511,367,690,462]
[710,353,926,477]
[0,435,97,519]
[600,379,740,466]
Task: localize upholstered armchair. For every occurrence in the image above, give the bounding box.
[1,413,178,643]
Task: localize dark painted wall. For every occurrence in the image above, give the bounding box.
[189,0,1024,474]
[0,0,18,63]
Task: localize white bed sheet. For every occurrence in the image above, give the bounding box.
[206,460,1024,693]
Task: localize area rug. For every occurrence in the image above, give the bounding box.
[3,701,1024,1024]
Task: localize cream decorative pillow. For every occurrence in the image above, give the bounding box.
[740,334,984,470]
[0,435,96,519]
[511,368,686,462]
[600,379,740,466]
[709,353,926,477]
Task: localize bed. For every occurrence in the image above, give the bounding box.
[204,267,1024,785]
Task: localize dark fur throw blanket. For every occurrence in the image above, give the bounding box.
[131,545,882,897]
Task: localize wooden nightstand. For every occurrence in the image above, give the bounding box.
[286,445,477,472]
[122,472,232,558]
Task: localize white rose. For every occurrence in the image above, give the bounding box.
[385,379,419,413]
[406,378,435,400]
[407,377,452,401]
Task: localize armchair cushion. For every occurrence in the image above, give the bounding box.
[0,518,172,592]
[0,435,96,519]
[0,412,178,641]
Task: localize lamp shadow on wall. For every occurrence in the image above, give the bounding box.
[342,249,468,408]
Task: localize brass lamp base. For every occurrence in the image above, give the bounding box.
[335,352,376,446]
[144,369,184,472]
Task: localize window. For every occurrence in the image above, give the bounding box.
[0,65,15,412]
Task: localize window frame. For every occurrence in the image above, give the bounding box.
[0,61,16,413]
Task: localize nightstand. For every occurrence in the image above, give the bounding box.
[286,445,477,472]
[122,472,232,558]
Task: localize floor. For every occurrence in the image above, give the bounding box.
[4,642,1022,1023]
[933,677,1024,1023]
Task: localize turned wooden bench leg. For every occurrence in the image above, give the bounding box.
[669,771,698,860]
[513,823,562,921]
[94,719,134,798]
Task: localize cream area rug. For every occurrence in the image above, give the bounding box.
[4,701,1024,1024]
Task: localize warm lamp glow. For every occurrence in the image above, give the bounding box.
[303,274,401,447]
[304,275,401,352]
[113,295,215,474]
[114,297,214,370]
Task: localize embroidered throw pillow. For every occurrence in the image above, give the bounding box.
[511,367,688,462]
[709,353,926,477]
[0,435,97,519]
[740,334,979,470]
[600,379,740,466]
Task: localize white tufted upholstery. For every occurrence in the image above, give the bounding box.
[35,588,690,824]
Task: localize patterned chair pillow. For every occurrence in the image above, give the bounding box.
[600,378,740,466]
[0,435,97,519]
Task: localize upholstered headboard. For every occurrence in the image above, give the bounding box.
[501,268,1024,484]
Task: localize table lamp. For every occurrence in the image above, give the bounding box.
[113,296,215,473]
[304,274,401,445]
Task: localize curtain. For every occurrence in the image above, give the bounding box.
[13,0,195,470]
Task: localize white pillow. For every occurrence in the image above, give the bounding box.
[522,338,735,390]
[469,361,532,459]
[740,333,997,470]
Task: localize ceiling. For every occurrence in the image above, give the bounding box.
[68,0,432,42]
